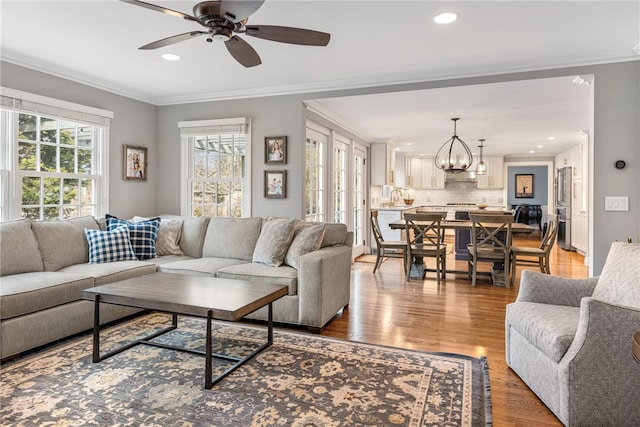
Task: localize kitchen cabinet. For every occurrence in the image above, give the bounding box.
[405,156,445,189]
[405,156,423,188]
[476,156,504,189]
[371,142,396,186]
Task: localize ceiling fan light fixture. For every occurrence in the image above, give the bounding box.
[435,118,473,174]
[476,139,487,175]
[212,32,231,41]
[434,12,459,24]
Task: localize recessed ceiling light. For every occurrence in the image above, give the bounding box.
[434,12,459,24]
[529,150,535,154]
[537,144,544,148]
[547,136,555,141]
[406,142,412,146]
[161,53,181,61]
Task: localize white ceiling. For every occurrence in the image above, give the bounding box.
[1,1,639,157]
[306,76,593,157]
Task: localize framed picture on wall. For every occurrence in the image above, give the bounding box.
[123,145,147,181]
[264,170,286,199]
[265,136,287,164]
[515,174,534,198]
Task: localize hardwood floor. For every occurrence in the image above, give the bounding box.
[322,231,589,426]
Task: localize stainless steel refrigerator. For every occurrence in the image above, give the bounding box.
[556,166,572,250]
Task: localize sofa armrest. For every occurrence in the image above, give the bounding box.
[516,270,599,306]
[297,244,352,329]
[558,298,640,425]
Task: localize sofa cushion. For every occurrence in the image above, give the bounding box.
[106,214,160,260]
[592,242,640,308]
[252,217,297,267]
[59,260,156,285]
[506,301,581,362]
[285,223,325,269]
[132,216,184,256]
[157,257,249,276]
[217,263,298,296]
[318,223,348,247]
[202,217,263,261]
[156,219,184,256]
[0,272,94,319]
[31,216,100,271]
[0,219,44,276]
[85,226,138,263]
[180,216,210,258]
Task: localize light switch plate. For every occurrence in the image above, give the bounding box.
[604,196,629,211]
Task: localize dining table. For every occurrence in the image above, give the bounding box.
[389,219,535,283]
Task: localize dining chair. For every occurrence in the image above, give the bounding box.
[467,212,514,287]
[403,211,447,283]
[508,219,558,285]
[370,210,408,273]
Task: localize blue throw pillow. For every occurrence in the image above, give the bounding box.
[105,214,160,260]
[85,226,137,263]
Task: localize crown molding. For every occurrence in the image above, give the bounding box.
[1,50,157,105]
[3,49,638,107]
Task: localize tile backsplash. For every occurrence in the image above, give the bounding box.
[408,182,504,205]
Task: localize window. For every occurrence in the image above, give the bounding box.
[179,118,251,218]
[1,88,111,221]
[305,121,328,222]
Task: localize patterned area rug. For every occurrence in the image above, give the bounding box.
[1,313,492,426]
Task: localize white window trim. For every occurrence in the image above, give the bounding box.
[178,117,251,217]
[1,87,112,220]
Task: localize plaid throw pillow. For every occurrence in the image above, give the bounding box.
[85,226,137,263]
[106,214,160,260]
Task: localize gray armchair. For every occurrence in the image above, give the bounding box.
[505,242,640,426]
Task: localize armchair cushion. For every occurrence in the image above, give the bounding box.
[592,242,640,308]
[516,269,599,306]
[506,302,581,362]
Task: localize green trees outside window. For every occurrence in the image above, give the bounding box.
[17,113,97,220]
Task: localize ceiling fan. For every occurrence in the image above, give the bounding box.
[121,0,331,68]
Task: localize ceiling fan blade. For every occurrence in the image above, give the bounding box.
[139,31,207,50]
[120,0,199,22]
[225,36,261,68]
[244,25,330,46]
[219,0,265,22]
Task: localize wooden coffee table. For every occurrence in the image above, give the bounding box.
[82,272,288,389]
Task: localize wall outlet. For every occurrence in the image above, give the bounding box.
[604,196,629,211]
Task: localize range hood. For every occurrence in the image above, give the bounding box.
[445,171,477,182]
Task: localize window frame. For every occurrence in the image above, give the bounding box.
[1,87,111,221]
[179,117,252,218]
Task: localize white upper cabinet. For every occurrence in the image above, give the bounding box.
[405,156,423,188]
[371,142,396,186]
[476,156,504,189]
[405,156,445,189]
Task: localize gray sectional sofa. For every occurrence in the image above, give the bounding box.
[506,242,640,426]
[0,215,353,360]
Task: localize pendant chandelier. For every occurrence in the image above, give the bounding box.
[476,139,487,175]
[435,118,473,173]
